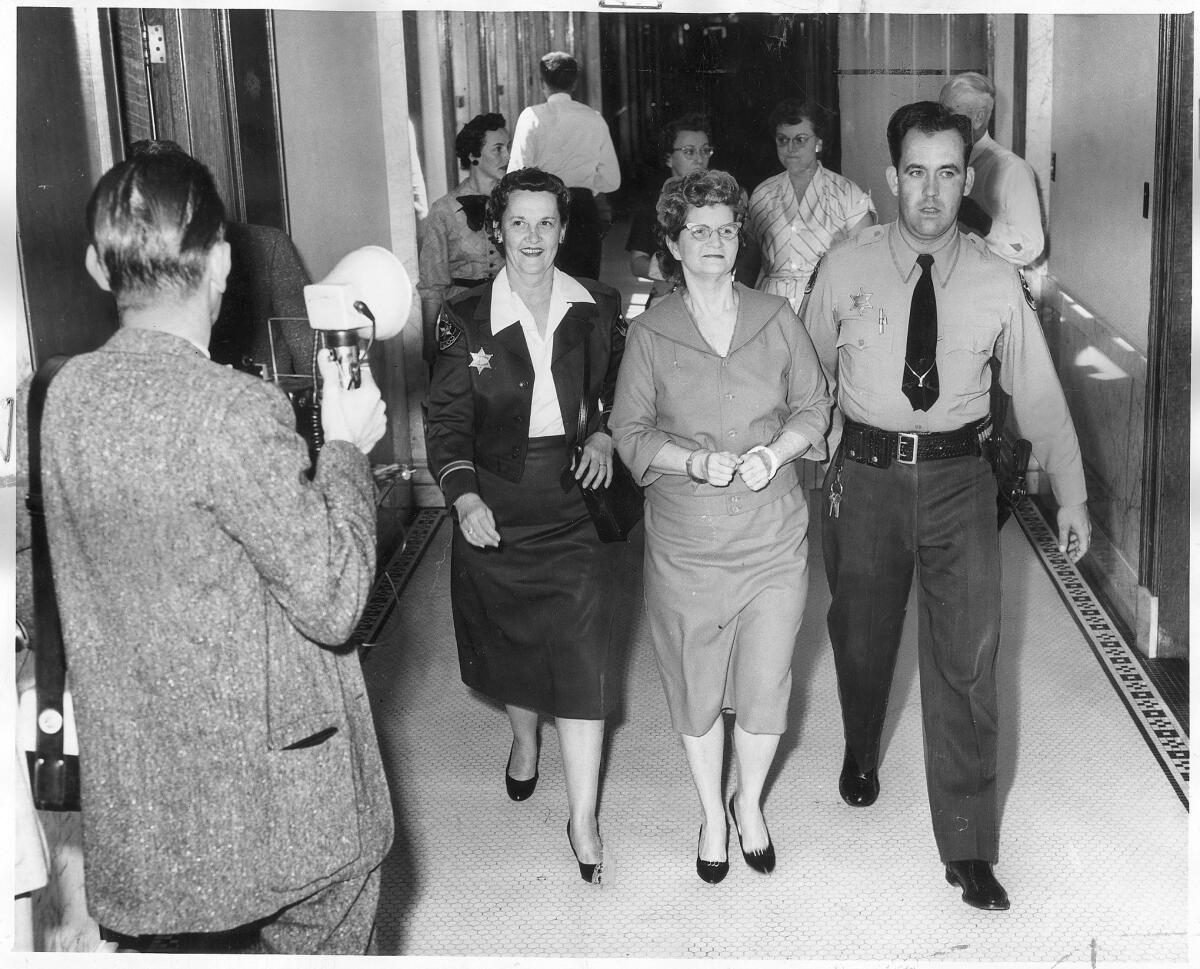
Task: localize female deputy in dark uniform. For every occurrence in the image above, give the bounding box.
[610,169,832,884]
[424,168,627,885]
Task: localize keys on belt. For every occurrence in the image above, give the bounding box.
[842,417,991,469]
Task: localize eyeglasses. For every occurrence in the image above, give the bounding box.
[775,133,816,150]
[682,222,741,242]
[673,145,714,159]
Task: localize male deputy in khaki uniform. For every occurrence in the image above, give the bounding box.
[803,101,1090,911]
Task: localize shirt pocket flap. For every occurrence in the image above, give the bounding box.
[941,325,997,354]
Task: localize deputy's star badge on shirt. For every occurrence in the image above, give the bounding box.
[850,286,873,315]
[469,348,493,374]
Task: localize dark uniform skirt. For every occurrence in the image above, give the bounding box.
[450,436,620,720]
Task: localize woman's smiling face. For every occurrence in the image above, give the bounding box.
[498,190,564,278]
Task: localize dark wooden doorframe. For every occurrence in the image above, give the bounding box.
[1140,13,1191,658]
[111,8,290,232]
[16,7,123,364]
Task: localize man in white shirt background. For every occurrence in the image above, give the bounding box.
[508,51,621,281]
[939,72,1045,268]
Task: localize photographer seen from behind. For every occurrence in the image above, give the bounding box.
[15,151,393,954]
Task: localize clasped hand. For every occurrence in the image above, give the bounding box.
[691,448,774,491]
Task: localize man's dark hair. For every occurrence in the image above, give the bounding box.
[539,51,579,92]
[86,153,225,308]
[661,112,714,160]
[767,99,829,142]
[455,113,508,169]
[886,101,973,168]
[486,167,572,248]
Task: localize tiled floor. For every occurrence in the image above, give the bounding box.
[360,500,1189,963]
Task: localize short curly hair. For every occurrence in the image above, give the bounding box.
[486,167,572,249]
[454,113,507,169]
[654,169,746,284]
[660,112,713,160]
[768,99,829,143]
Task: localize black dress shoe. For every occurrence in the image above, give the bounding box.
[838,746,879,807]
[695,824,729,884]
[505,741,538,801]
[729,796,775,873]
[567,820,603,885]
[945,860,1010,911]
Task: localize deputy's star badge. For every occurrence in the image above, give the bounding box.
[469,348,493,374]
[850,286,873,316]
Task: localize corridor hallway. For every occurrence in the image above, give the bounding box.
[362,503,1186,963]
[358,229,1188,964]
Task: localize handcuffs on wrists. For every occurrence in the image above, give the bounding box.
[747,444,779,481]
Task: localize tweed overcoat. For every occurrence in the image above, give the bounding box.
[15,327,393,936]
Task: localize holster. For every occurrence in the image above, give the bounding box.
[988,360,1033,529]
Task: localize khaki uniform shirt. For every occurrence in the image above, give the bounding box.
[803,222,1086,507]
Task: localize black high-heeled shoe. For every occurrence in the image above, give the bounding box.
[696,823,729,884]
[504,740,538,801]
[567,820,603,885]
[729,795,775,874]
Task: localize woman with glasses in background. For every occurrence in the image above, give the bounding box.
[627,114,750,309]
[746,100,875,314]
[610,169,832,885]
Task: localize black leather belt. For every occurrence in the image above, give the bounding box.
[842,416,992,468]
[451,277,489,289]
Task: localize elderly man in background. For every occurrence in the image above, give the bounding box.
[508,50,621,280]
[939,71,1044,267]
[16,150,393,954]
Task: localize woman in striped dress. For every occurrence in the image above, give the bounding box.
[746,100,876,314]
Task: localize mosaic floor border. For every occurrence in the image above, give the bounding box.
[1014,496,1189,808]
[351,508,446,656]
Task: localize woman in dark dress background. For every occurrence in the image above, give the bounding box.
[424,168,627,885]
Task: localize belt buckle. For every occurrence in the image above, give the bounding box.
[897,432,918,464]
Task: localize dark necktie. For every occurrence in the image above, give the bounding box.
[902,252,939,411]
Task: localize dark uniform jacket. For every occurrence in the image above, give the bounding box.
[425,274,627,508]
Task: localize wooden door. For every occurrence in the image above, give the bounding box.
[111,8,290,231]
[1142,15,1191,658]
[16,7,123,363]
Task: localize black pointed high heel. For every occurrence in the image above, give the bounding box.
[696,822,729,884]
[504,740,538,801]
[729,795,775,874]
[567,820,603,885]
